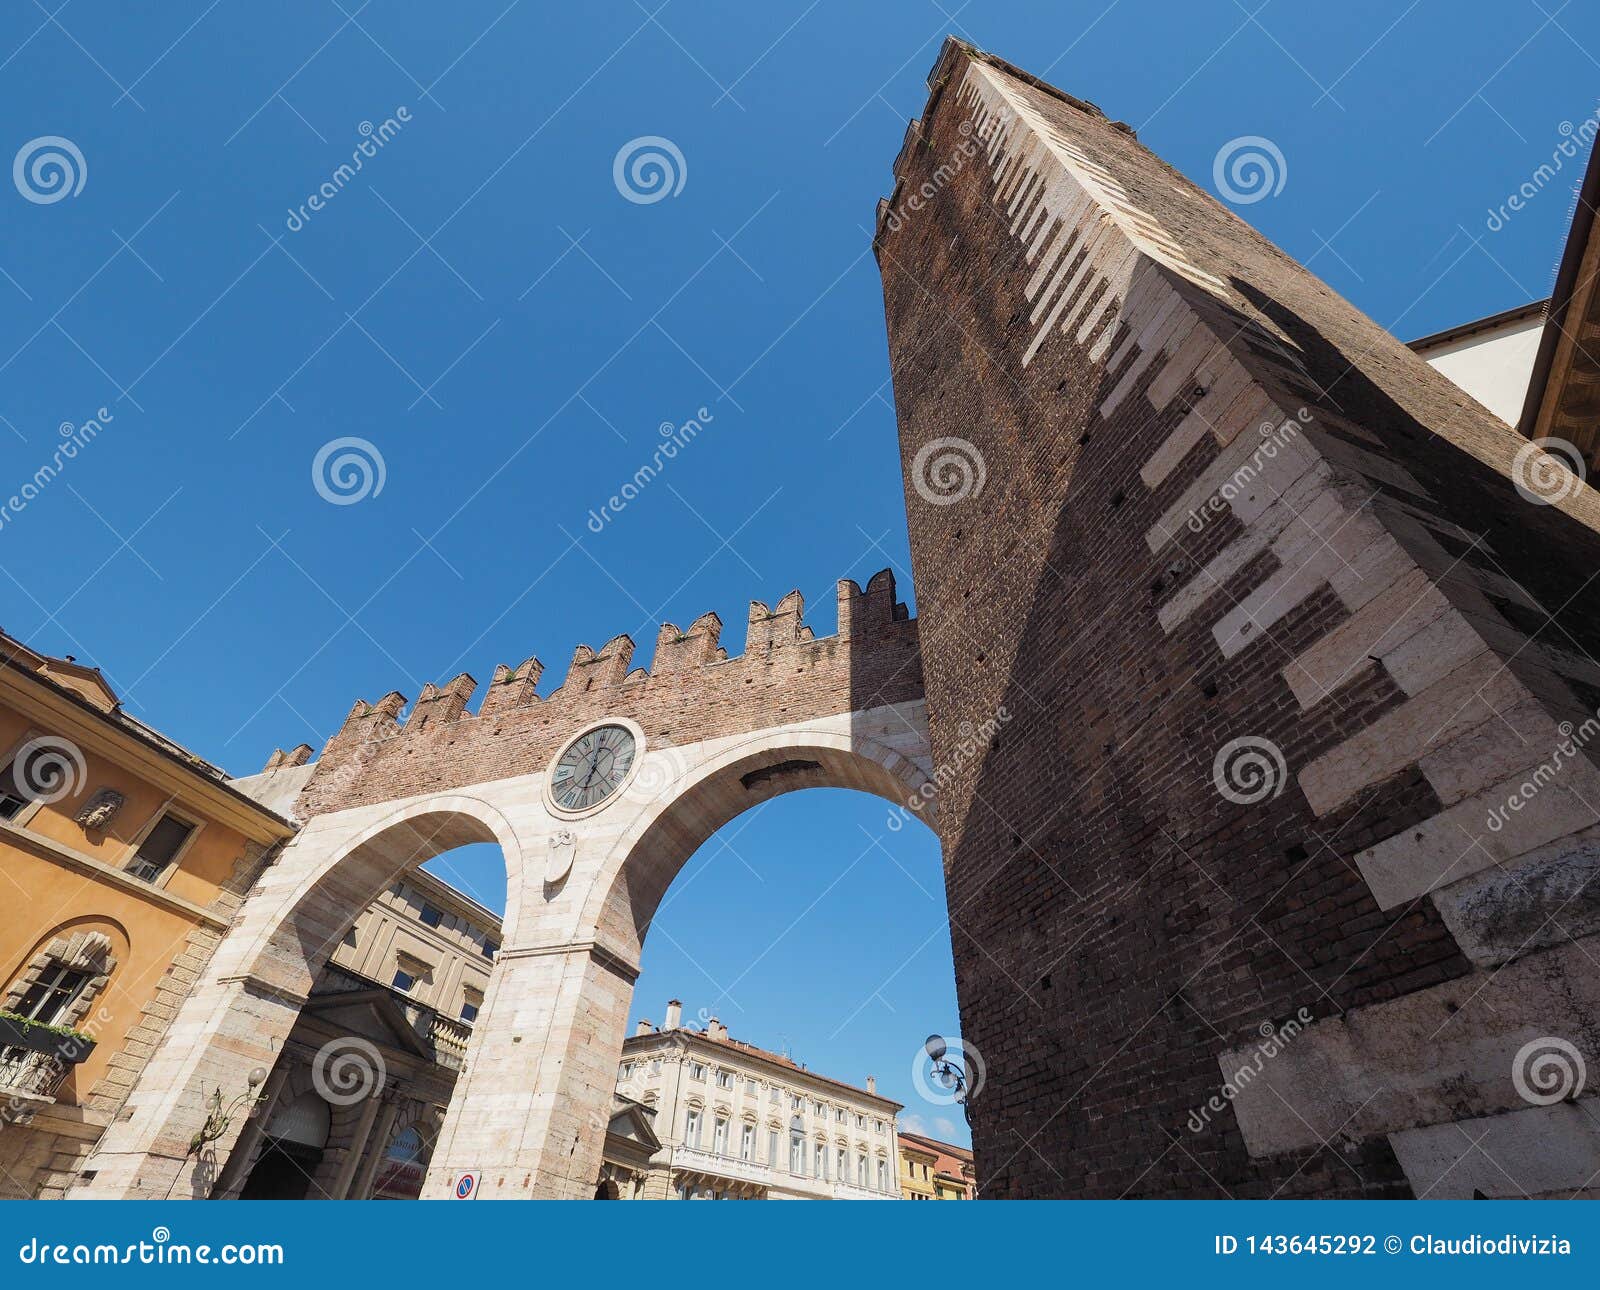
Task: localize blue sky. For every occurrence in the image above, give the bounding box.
[4,1,1597,1146]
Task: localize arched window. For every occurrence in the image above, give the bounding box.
[265,1090,331,1149]
[387,1126,424,1164]
[2,930,116,1035]
[372,1124,432,1201]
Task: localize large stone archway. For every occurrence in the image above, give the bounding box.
[72,572,929,1200]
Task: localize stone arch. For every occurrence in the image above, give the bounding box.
[228,794,524,1000]
[583,727,935,963]
[471,726,938,1198]
[79,694,932,1199]
[76,794,523,1201]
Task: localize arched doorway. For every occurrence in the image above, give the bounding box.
[238,1090,330,1200]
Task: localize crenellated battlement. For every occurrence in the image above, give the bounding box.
[264,570,922,816]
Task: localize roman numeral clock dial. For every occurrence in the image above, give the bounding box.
[550,724,637,812]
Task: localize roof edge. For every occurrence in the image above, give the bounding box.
[1518,132,1600,436]
[1407,297,1548,353]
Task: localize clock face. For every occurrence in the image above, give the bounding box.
[550,725,637,812]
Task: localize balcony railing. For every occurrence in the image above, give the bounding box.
[428,1014,471,1071]
[671,1145,774,1189]
[668,1145,897,1200]
[312,964,475,1070]
[832,1179,896,1200]
[0,1046,69,1103]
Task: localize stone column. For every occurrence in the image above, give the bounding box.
[421,937,636,1199]
[330,1087,386,1199]
[347,1095,402,1200]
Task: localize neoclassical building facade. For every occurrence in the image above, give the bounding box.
[607,1000,903,1200]
[214,865,503,1200]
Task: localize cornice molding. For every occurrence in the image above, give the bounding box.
[0,818,231,931]
[0,667,294,845]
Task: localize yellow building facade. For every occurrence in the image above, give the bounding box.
[897,1131,975,1200]
[0,633,293,1197]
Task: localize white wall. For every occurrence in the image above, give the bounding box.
[1416,314,1544,425]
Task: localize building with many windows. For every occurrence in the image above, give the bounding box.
[606,1000,903,1200]
[898,1131,975,1199]
[206,853,503,1200]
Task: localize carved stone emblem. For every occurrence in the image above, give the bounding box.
[74,788,125,832]
[546,828,577,885]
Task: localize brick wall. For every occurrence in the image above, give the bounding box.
[878,41,1600,1197]
[280,573,921,819]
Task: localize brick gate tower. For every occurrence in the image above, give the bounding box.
[878,40,1600,1198]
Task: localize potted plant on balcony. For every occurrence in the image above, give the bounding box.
[0,1011,96,1064]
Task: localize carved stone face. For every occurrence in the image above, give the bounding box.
[74,787,125,832]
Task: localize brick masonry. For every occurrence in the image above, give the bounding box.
[289,573,921,820]
[878,40,1600,1198]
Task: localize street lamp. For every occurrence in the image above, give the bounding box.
[186,1066,269,1159]
[923,1034,973,1125]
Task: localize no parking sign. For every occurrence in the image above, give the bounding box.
[453,1170,480,1200]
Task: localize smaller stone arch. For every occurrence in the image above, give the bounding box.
[75,794,523,1202]
[227,794,525,1000]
